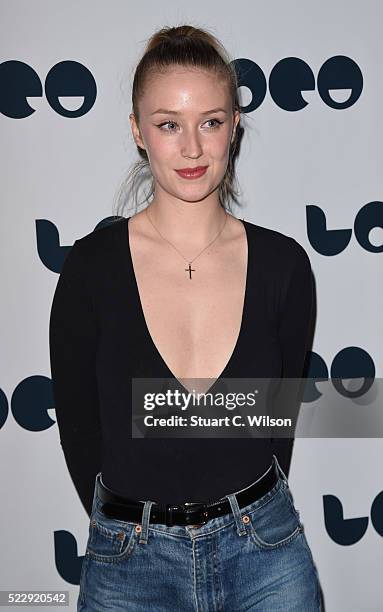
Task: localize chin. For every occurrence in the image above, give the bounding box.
[179,189,219,204]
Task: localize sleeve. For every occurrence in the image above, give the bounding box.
[271,240,314,475]
[49,239,102,518]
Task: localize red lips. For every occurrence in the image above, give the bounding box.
[175,166,208,179]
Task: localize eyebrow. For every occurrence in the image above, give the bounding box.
[150,107,228,116]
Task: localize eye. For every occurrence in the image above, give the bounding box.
[204,118,224,129]
[157,120,179,132]
[156,118,224,132]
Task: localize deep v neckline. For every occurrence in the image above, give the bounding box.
[124,215,251,393]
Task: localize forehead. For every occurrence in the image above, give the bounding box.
[140,67,230,113]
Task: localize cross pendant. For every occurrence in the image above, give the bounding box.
[185,263,195,279]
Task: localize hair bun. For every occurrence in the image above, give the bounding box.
[145,25,197,52]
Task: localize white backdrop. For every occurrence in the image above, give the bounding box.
[1,1,382,610]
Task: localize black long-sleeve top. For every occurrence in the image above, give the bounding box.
[49,216,314,517]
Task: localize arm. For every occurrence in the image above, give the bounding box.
[49,239,102,517]
[271,240,314,475]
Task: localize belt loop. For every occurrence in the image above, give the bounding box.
[226,493,247,536]
[91,472,102,516]
[139,500,156,545]
[272,453,288,485]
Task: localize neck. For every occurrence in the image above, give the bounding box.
[146,194,228,247]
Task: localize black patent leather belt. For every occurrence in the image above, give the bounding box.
[96,463,279,527]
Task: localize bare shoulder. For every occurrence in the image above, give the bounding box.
[127,209,147,234]
[225,212,245,240]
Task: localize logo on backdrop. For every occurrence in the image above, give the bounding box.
[323,492,383,545]
[0,55,362,118]
[307,201,383,255]
[0,60,96,118]
[233,55,363,111]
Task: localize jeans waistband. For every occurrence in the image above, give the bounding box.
[91,454,289,540]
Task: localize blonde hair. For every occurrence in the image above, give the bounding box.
[113,24,243,218]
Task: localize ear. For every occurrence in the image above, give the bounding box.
[129,112,146,150]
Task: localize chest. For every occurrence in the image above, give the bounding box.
[129,232,248,380]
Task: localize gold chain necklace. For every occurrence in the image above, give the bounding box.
[145,207,228,279]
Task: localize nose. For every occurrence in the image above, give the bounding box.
[181,126,203,159]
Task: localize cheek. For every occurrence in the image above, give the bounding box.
[210,131,231,161]
[147,134,177,163]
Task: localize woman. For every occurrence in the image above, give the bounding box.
[49,24,321,611]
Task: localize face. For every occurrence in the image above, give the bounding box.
[129,67,240,205]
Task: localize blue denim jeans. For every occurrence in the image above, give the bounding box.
[78,455,322,611]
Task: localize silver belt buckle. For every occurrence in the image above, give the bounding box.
[183,501,209,525]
